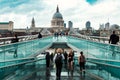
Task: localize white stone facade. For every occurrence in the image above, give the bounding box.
[0,21,13,31]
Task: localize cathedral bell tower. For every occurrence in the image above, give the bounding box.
[31,17,35,28]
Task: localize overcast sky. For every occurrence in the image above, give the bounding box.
[0,0,120,29]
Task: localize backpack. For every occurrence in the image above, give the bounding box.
[55,54,62,64]
[80,55,86,62]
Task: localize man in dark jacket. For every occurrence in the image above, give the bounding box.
[46,52,51,68]
[11,34,19,43]
[38,32,42,38]
[109,31,119,44]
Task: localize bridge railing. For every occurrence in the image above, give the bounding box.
[0,34,50,45]
[70,34,111,44]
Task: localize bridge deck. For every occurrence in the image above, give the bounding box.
[24,64,98,80]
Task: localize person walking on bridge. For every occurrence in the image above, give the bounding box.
[53,48,64,80]
[78,51,86,74]
[109,31,119,44]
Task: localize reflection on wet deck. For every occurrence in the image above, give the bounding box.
[24,63,97,80]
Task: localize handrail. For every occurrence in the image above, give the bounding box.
[0,34,38,45]
[87,60,120,69]
[0,34,51,45]
[70,34,120,46]
[70,35,118,46]
[87,57,120,63]
[0,57,45,69]
[74,57,120,69]
[0,34,51,42]
[0,57,35,63]
[0,34,38,40]
[0,35,52,47]
[68,35,120,54]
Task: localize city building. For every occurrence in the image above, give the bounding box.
[105,22,110,30]
[86,21,92,30]
[99,24,104,30]
[68,21,73,29]
[64,23,66,28]
[0,21,13,37]
[110,24,120,30]
[0,21,13,31]
[13,18,42,36]
[86,21,90,28]
[31,17,35,28]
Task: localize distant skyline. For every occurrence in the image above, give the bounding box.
[0,0,120,29]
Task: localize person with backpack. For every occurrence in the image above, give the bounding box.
[53,48,64,80]
[78,51,86,74]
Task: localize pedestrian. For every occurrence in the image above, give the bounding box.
[53,48,64,80]
[50,52,54,62]
[109,31,119,44]
[64,51,68,65]
[11,34,19,58]
[45,52,51,77]
[11,34,19,43]
[38,32,42,38]
[68,50,74,75]
[78,51,86,74]
[45,52,51,68]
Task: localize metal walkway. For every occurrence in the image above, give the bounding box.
[3,58,99,80]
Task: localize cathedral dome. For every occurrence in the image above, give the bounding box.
[52,6,63,19]
[53,12,63,19]
[51,6,64,28]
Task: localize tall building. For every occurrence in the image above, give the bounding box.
[64,23,66,28]
[68,21,73,28]
[85,21,92,30]
[31,17,35,28]
[51,6,64,28]
[0,21,13,31]
[105,22,110,30]
[86,21,91,29]
[99,24,104,30]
